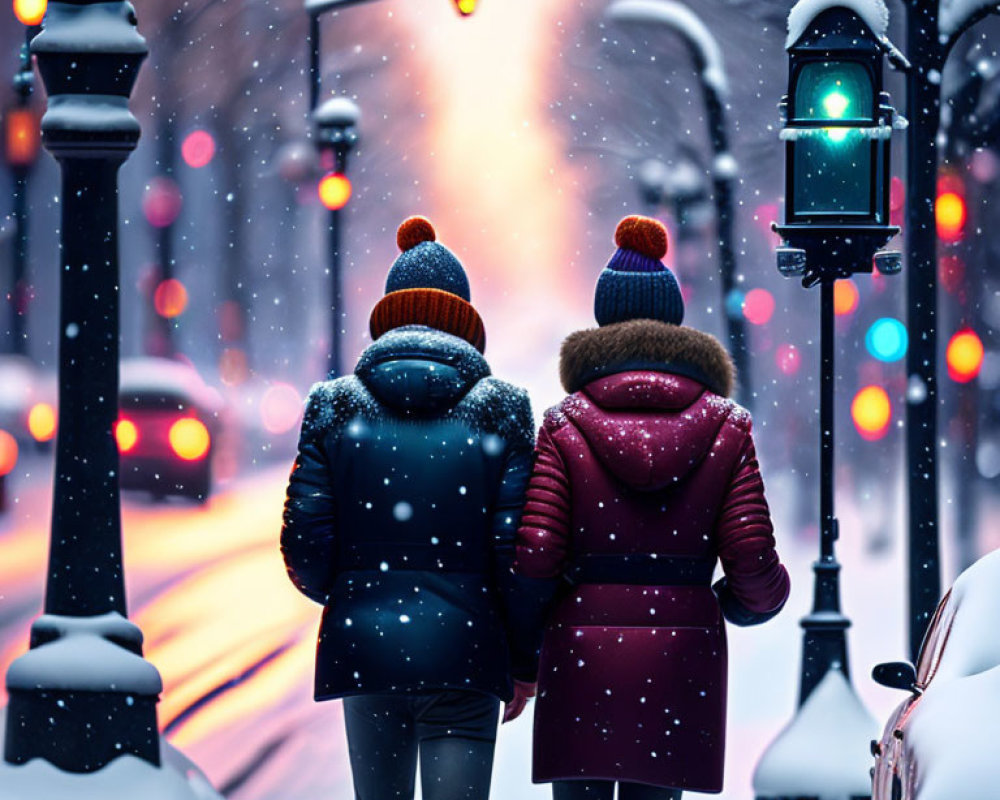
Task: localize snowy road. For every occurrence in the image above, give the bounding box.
[0,458,935,799]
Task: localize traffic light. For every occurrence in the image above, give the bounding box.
[946,329,984,383]
[936,172,966,243]
[318,172,352,210]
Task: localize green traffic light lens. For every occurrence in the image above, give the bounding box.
[794,61,873,123]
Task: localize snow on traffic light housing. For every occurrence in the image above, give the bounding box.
[774,6,903,286]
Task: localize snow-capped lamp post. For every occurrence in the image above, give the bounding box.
[3,0,45,357]
[2,0,168,782]
[753,2,905,798]
[313,96,360,377]
[606,0,752,410]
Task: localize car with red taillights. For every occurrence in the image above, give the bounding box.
[871,549,1000,800]
[117,357,223,502]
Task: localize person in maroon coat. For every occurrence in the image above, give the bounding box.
[513,215,791,800]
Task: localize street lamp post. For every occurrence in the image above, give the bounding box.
[607,0,752,408]
[754,2,902,797]
[3,0,162,772]
[3,13,44,356]
[314,97,360,377]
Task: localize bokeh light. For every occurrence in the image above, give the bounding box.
[742,288,775,326]
[454,0,477,15]
[13,0,46,26]
[946,329,984,383]
[115,419,138,454]
[143,177,183,229]
[833,279,859,316]
[775,343,801,376]
[169,418,211,461]
[936,192,966,243]
[181,130,215,169]
[260,384,303,435]
[851,386,891,441]
[27,403,56,443]
[154,279,189,319]
[219,348,249,387]
[0,430,18,476]
[318,173,352,210]
[865,318,907,362]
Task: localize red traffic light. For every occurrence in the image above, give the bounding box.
[4,107,41,168]
[936,172,966,244]
[946,329,984,383]
[318,172,352,210]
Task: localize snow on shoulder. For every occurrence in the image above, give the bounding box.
[786,0,889,47]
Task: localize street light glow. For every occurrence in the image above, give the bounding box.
[946,329,984,383]
[12,0,46,26]
[318,172,352,210]
[822,89,849,118]
[851,385,891,441]
[27,403,56,443]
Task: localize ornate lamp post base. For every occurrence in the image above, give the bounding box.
[5,614,161,771]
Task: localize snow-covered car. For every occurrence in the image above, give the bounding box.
[871,549,1000,800]
[117,357,224,503]
[0,354,57,448]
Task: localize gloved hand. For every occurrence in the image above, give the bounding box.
[502,679,537,723]
[713,577,783,627]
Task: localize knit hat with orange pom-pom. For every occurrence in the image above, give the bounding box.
[369,216,486,352]
[594,215,683,327]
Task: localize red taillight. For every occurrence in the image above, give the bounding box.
[169,418,210,461]
[115,419,138,453]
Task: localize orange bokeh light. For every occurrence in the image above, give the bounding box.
[27,403,56,443]
[936,192,966,243]
[13,0,46,26]
[851,386,891,441]
[317,173,352,210]
[833,279,859,316]
[946,329,984,383]
[4,108,40,168]
[0,430,18,476]
[169,418,210,461]
[154,278,189,318]
[115,419,138,453]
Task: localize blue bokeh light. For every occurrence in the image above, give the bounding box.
[866,317,908,362]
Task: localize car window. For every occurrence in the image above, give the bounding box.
[915,588,955,689]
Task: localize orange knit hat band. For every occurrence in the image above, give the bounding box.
[369,288,486,353]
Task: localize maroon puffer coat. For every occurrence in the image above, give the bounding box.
[514,319,789,793]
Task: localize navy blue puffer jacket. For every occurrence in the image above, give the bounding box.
[281,326,545,702]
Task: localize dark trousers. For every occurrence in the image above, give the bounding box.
[342,690,501,800]
[553,781,682,800]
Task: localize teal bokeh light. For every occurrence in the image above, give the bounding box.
[866,317,908,362]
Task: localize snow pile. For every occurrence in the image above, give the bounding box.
[5,613,161,694]
[752,668,878,798]
[786,0,889,47]
[939,0,1000,40]
[0,709,223,800]
[606,0,729,95]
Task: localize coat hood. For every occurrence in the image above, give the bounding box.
[555,320,741,491]
[560,319,735,397]
[354,325,490,415]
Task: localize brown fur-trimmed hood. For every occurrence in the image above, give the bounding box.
[559,319,735,397]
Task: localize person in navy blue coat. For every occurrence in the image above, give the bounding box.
[281,216,544,800]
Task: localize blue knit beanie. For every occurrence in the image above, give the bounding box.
[594,215,684,327]
[385,216,471,301]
